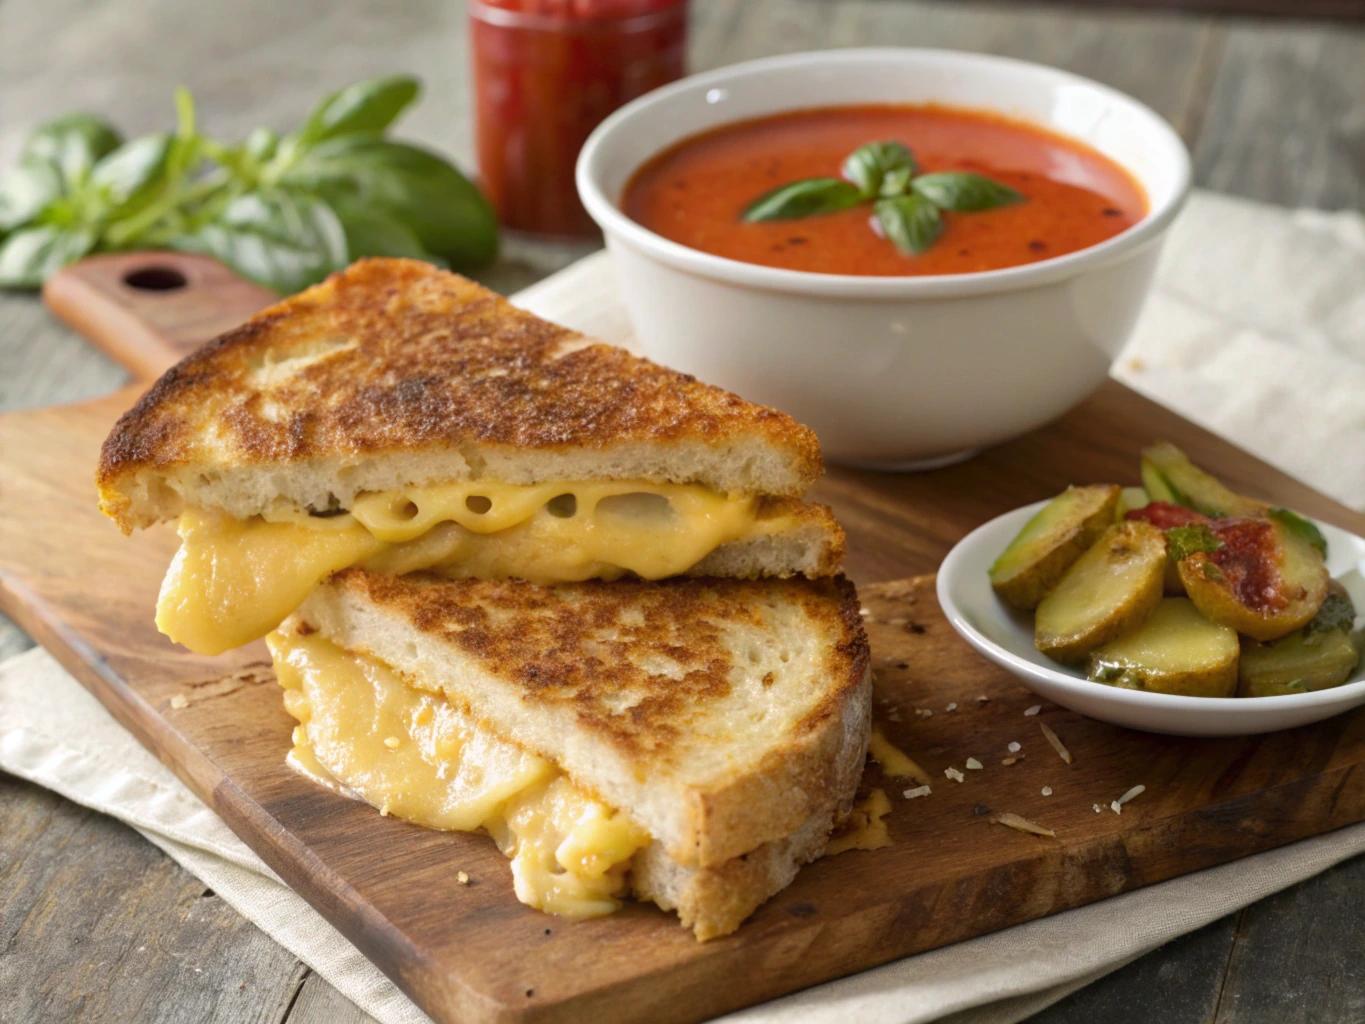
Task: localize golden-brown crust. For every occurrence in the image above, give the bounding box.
[97,258,822,511]
[328,568,868,771]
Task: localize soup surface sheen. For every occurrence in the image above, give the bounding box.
[622,104,1147,276]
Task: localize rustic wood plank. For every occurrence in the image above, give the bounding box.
[1028,916,1240,1024]
[285,972,381,1024]
[1193,20,1365,208]
[0,773,308,1024]
[1209,855,1365,1023]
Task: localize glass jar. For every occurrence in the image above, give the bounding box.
[470,0,688,239]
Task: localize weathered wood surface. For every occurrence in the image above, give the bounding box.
[1,0,1364,1022]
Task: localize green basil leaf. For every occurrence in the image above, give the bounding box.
[334,205,440,264]
[842,141,915,199]
[741,177,863,222]
[172,189,348,294]
[879,165,913,198]
[90,133,173,212]
[0,224,97,288]
[0,160,65,232]
[292,75,421,150]
[911,172,1024,212]
[1165,524,1223,563]
[22,113,123,192]
[281,137,497,267]
[874,193,942,255]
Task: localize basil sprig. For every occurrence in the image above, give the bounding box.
[742,139,1023,257]
[0,75,498,293]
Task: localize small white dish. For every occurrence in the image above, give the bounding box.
[577,48,1191,469]
[937,501,1365,736]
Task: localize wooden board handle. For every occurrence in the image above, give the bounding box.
[42,252,278,380]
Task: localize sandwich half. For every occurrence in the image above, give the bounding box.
[267,568,871,939]
[97,258,845,655]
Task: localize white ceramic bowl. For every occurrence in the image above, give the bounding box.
[937,501,1365,736]
[577,48,1191,469]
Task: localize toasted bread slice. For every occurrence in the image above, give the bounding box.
[294,569,872,871]
[98,258,823,534]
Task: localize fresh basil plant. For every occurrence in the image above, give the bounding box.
[742,139,1022,256]
[0,75,498,293]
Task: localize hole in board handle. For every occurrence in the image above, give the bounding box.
[123,266,188,291]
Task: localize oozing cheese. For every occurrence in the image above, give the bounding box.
[158,480,781,655]
[269,629,649,919]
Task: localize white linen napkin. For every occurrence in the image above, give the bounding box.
[3,189,1364,1024]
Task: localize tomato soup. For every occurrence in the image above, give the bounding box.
[621,104,1147,276]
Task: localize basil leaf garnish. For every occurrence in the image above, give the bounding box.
[911,172,1023,212]
[874,193,942,256]
[842,141,915,199]
[741,177,863,222]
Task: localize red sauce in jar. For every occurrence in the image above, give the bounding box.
[622,103,1146,276]
[470,0,687,238]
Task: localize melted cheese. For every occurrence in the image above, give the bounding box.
[159,479,781,655]
[825,788,893,856]
[269,629,649,919]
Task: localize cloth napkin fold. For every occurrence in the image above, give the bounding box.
[3,189,1364,1024]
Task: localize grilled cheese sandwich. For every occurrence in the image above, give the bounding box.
[269,568,871,938]
[99,259,845,655]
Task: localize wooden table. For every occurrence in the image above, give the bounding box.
[2,2,1363,1021]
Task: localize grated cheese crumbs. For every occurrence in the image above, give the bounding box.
[992,812,1056,838]
[1038,722,1073,764]
[1041,786,1053,796]
[457,871,470,885]
[859,607,871,617]
[946,702,958,712]
[945,767,965,782]
[1111,800,1122,814]
[915,708,933,718]
[1024,704,1042,717]
[1094,804,1103,813]
[903,785,931,799]
[1007,741,1021,753]
[965,757,983,770]
[1002,756,1024,765]
[383,736,400,749]
[1117,784,1146,805]
[977,695,990,703]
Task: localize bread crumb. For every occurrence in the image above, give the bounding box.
[903,785,931,799]
[1041,786,1053,796]
[945,767,965,782]
[965,757,983,770]
[1001,756,1024,765]
[457,871,470,885]
[170,694,188,709]
[859,607,871,617]
[1008,741,1021,753]
[384,736,401,749]
[1024,704,1042,717]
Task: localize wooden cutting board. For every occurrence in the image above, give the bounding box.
[5,252,1365,1024]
